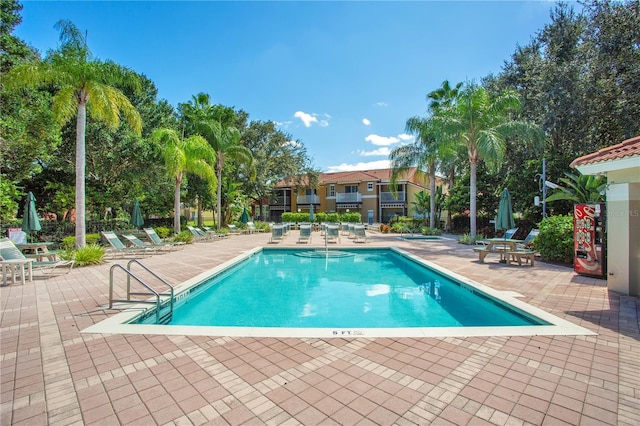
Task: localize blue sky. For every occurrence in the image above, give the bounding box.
[16,1,557,172]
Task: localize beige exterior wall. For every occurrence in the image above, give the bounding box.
[605,171,640,296]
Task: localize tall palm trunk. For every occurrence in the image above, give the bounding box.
[215,154,224,229]
[75,93,88,249]
[469,159,478,238]
[429,162,436,229]
[174,174,182,234]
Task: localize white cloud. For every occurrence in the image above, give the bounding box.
[294,111,318,127]
[274,120,292,129]
[375,101,388,107]
[293,111,330,127]
[326,160,391,172]
[398,133,413,141]
[362,118,371,126]
[365,134,400,146]
[358,147,391,157]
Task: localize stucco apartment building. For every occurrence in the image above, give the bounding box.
[268,167,440,224]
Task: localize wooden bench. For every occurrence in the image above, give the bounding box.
[473,246,497,263]
[505,250,535,266]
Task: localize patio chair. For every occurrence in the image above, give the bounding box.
[297,224,312,244]
[201,226,229,239]
[503,227,519,239]
[246,221,258,234]
[0,238,73,282]
[270,225,285,243]
[326,224,341,243]
[122,234,166,254]
[143,228,186,251]
[101,231,153,258]
[353,224,369,243]
[516,228,539,250]
[187,225,221,242]
[227,224,247,235]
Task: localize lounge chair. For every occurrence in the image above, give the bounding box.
[246,221,259,234]
[0,238,72,283]
[187,225,222,241]
[297,224,312,244]
[143,228,186,250]
[516,228,539,250]
[101,231,153,258]
[227,224,247,235]
[326,224,341,243]
[353,225,369,243]
[270,225,285,243]
[201,226,229,239]
[122,234,166,254]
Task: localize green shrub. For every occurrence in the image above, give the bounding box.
[66,244,106,266]
[172,231,193,244]
[391,222,410,233]
[536,215,574,264]
[339,212,362,223]
[421,227,442,236]
[61,233,101,249]
[155,226,172,238]
[253,221,271,232]
[457,233,476,245]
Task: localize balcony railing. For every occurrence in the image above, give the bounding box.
[336,192,362,203]
[296,195,320,204]
[380,191,405,203]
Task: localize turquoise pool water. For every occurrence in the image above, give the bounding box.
[139,249,547,329]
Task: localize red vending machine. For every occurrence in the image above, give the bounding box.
[574,203,606,278]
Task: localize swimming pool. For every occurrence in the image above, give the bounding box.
[84,247,595,338]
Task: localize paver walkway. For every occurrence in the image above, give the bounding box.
[1,231,638,425]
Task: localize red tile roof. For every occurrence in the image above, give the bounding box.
[570,135,640,168]
[276,167,424,187]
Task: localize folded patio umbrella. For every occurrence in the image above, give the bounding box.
[240,207,249,224]
[130,200,144,228]
[309,204,315,222]
[495,188,515,238]
[21,192,42,241]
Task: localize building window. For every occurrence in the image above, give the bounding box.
[367,182,374,191]
[329,185,335,197]
[345,185,358,193]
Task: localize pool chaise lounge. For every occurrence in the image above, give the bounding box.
[101,231,154,258]
[0,238,73,284]
[297,224,312,244]
[143,228,186,251]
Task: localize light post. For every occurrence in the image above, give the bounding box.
[535,158,560,219]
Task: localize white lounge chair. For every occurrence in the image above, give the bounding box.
[0,238,73,283]
[101,231,153,258]
[270,225,285,243]
[326,225,340,243]
[143,228,186,250]
[297,224,312,244]
[353,225,369,243]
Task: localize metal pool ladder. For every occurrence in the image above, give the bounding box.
[109,259,175,324]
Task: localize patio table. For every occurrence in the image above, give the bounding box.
[16,242,58,261]
[474,238,523,263]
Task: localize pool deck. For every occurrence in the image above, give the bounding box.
[1,230,638,425]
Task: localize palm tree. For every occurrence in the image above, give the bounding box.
[546,171,606,203]
[4,20,142,247]
[180,93,254,228]
[197,126,254,228]
[436,83,543,237]
[151,128,217,234]
[390,117,440,228]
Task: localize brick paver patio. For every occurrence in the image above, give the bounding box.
[1,231,638,425]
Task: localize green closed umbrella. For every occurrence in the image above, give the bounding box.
[130,200,144,228]
[240,207,249,224]
[495,188,515,237]
[309,204,315,222]
[21,192,41,241]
